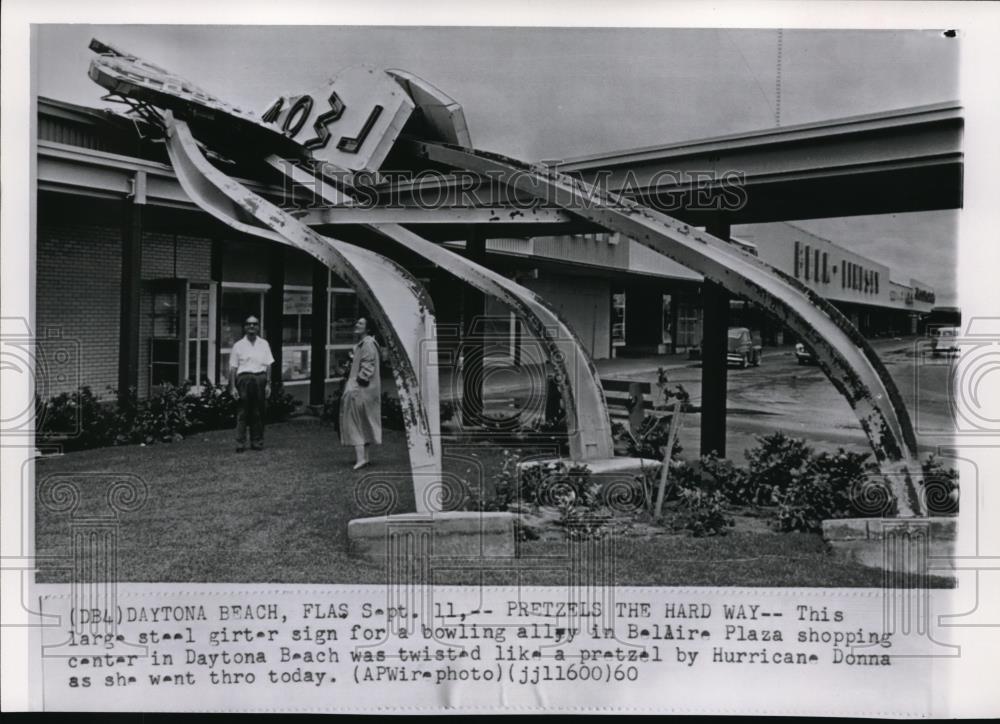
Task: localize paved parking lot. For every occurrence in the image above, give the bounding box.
[449,336,955,459]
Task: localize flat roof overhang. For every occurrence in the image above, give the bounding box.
[373,102,962,226]
[38,100,962,236]
[549,102,963,224]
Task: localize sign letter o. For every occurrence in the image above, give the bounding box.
[282,95,314,138]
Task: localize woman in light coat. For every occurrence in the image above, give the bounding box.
[339,318,382,469]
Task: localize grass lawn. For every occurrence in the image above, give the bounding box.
[34,418,952,586]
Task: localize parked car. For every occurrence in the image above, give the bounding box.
[931,326,961,357]
[795,342,818,365]
[727,327,762,368]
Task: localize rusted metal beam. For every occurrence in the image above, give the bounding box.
[408,139,925,516]
[291,205,572,227]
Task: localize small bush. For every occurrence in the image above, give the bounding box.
[773,449,886,532]
[264,381,301,423]
[633,457,736,535]
[515,460,593,510]
[698,451,750,500]
[119,383,191,445]
[649,453,746,503]
[921,454,959,515]
[481,451,611,539]
[37,379,299,452]
[186,382,238,431]
[36,386,120,451]
[671,488,735,537]
[559,503,615,540]
[743,432,812,506]
[483,448,521,512]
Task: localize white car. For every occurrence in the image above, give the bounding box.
[931,327,961,357]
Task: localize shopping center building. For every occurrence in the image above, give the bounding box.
[35,96,943,405]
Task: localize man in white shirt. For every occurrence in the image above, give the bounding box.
[229,315,275,452]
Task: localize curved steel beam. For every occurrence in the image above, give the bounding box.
[273,158,615,460]
[164,115,443,514]
[371,222,615,461]
[408,140,925,516]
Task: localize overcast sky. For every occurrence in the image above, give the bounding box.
[34,25,960,303]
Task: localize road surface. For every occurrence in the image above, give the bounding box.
[450,336,956,460]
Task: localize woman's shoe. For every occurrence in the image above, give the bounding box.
[352,460,370,470]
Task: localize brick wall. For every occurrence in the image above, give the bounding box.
[36,217,122,399]
[35,199,218,401]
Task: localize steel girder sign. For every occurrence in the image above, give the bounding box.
[87,38,927,517]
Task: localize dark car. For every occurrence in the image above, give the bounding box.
[795,342,818,365]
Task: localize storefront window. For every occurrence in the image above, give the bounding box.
[676,301,703,349]
[661,294,673,347]
[329,291,359,344]
[327,274,365,380]
[612,293,626,348]
[282,288,312,382]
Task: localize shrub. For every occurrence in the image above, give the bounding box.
[773,448,886,532]
[920,454,959,515]
[264,381,301,423]
[36,386,120,451]
[480,451,612,539]
[516,460,593,510]
[559,502,615,540]
[120,383,191,445]
[671,488,735,537]
[743,432,813,506]
[482,448,521,512]
[37,379,300,452]
[647,453,746,503]
[697,451,750,500]
[185,382,237,431]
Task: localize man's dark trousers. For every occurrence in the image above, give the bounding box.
[236,372,268,448]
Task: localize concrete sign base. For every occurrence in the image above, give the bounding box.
[347,512,519,560]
